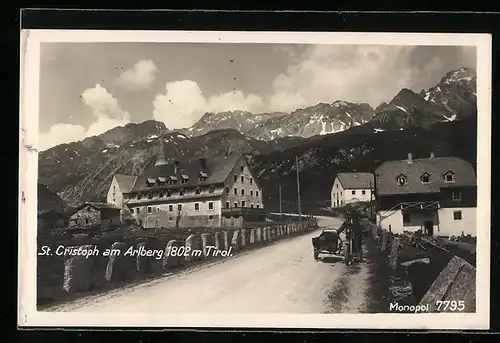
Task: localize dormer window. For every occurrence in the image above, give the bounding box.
[396,174,407,186]
[421,173,430,184]
[199,171,208,182]
[169,176,177,185]
[179,189,185,196]
[209,186,215,193]
[195,187,201,195]
[157,177,166,185]
[166,190,172,197]
[148,192,154,199]
[181,174,189,184]
[146,178,155,187]
[136,193,142,200]
[159,191,164,198]
[444,171,455,183]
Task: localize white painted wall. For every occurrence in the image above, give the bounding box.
[106,176,124,207]
[331,177,372,207]
[401,210,439,234]
[376,210,403,233]
[438,207,476,237]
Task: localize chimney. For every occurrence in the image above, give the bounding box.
[173,160,180,174]
[430,151,435,159]
[154,140,167,166]
[199,158,207,171]
[407,153,413,164]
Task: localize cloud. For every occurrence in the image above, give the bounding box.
[153,80,264,129]
[117,59,158,90]
[39,84,130,150]
[268,45,476,112]
[38,123,86,151]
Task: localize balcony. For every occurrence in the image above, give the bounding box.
[221,207,266,217]
[399,201,440,210]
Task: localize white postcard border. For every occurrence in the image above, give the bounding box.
[18,30,492,330]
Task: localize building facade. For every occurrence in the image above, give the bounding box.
[69,202,122,231]
[115,146,266,229]
[331,172,374,208]
[374,153,477,237]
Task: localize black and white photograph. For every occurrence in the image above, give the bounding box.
[18,30,491,329]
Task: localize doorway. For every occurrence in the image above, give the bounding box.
[423,220,434,236]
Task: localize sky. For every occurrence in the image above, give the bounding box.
[38,43,476,150]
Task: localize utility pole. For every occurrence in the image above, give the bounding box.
[278,184,282,221]
[296,156,302,225]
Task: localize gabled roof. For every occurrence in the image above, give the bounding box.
[335,172,374,189]
[73,202,121,212]
[375,156,476,195]
[114,174,137,192]
[129,152,243,193]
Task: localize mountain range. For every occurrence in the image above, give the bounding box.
[38,67,478,211]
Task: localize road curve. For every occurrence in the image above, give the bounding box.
[51,216,360,313]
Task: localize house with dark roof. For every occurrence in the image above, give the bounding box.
[374,152,477,237]
[331,172,374,208]
[109,142,266,229]
[69,202,122,232]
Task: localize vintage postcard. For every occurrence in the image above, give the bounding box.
[18,30,491,330]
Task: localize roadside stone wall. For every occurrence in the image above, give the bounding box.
[39,218,319,306]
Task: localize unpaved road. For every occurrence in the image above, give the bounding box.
[49,216,370,313]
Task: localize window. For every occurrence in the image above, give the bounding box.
[241,201,246,207]
[256,191,259,197]
[208,202,214,210]
[251,204,254,208]
[241,189,245,195]
[452,191,462,202]
[256,204,260,209]
[130,208,134,214]
[225,201,230,209]
[453,210,462,220]
[209,215,214,220]
[209,186,215,193]
[226,187,230,194]
[167,190,172,197]
[136,208,140,214]
[147,206,152,213]
[421,173,430,184]
[194,203,200,211]
[340,192,342,196]
[155,220,160,229]
[177,204,182,211]
[241,176,244,183]
[250,190,254,196]
[159,191,164,198]
[156,207,160,212]
[444,171,455,183]
[195,187,201,195]
[403,213,410,223]
[352,190,356,195]
[169,205,173,211]
[234,188,237,195]
[179,189,185,196]
[85,219,89,224]
[234,202,238,208]
[148,193,153,199]
[137,193,142,200]
[362,190,366,195]
[241,165,244,172]
[234,175,237,182]
[169,216,173,221]
[397,174,407,186]
[250,178,253,184]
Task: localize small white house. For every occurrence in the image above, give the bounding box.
[106,174,137,208]
[331,172,375,208]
